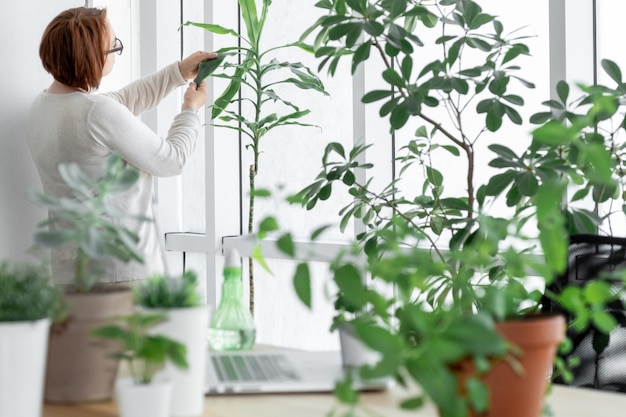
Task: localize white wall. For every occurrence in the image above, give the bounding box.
[0,1,84,261]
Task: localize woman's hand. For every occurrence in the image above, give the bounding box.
[182,81,209,112]
[178,51,218,80]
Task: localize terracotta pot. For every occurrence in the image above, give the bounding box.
[451,314,565,417]
[44,285,134,403]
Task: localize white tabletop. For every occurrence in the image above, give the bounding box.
[43,383,626,417]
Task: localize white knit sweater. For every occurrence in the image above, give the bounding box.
[27,62,199,285]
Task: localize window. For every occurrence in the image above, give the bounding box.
[169,0,554,351]
[101,1,608,351]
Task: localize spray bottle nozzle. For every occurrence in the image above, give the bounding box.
[224,248,240,268]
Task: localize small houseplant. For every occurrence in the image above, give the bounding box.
[263,1,626,416]
[0,260,63,417]
[28,153,146,403]
[183,0,328,315]
[92,312,188,417]
[134,271,209,417]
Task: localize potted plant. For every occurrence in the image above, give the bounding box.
[28,153,147,403]
[183,0,328,316]
[134,271,208,417]
[261,1,626,416]
[91,312,188,417]
[0,260,63,417]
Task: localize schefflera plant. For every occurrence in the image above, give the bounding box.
[184,0,328,314]
[266,0,626,416]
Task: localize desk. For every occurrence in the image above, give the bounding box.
[42,384,626,417]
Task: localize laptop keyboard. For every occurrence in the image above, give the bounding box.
[212,353,300,383]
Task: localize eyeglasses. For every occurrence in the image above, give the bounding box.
[106,38,124,56]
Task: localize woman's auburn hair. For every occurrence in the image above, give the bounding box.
[39,7,109,91]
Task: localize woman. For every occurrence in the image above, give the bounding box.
[27,7,215,285]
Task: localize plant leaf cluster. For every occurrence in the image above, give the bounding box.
[263,1,626,416]
[29,153,147,293]
[91,312,188,385]
[0,261,64,322]
[134,271,201,308]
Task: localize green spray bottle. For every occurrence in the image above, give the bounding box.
[208,249,256,350]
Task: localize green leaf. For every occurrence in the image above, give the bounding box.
[211,63,245,119]
[486,111,502,132]
[583,281,613,305]
[183,21,240,38]
[466,377,489,413]
[515,171,539,196]
[382,68,405,88]
[529,112,552,124]
[277,233,295,257]
[390,103,410,129]
[353,321,404,353]
[556,80,569,104]
[258,216,279,234]
[400,396,425,410]
[333,264,366,309]
[318,183,332,200]
[535,179,568,274]
[193,54,228,86]
[343,170,355,186]
[238,0,260,45]
[591,310,618,334]
[425,167,443,186]
[502,43,529,65]
[334,379,359,404]
[352,41,371,74]
[251,245,272,274]
[601,59,622,84]
[90,325,127,340]
[489,144,519,161]
[293,263,312,308]
[532,121,573,146]
[362,89,394,103]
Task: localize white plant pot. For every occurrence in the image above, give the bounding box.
[0,318,50,417]
[338,323,381,369]
[148,305,210,417]
[116,377,172,417]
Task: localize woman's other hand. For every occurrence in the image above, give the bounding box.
[179,51,218,80]
[182,81,208,112]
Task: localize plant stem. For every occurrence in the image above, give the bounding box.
[75,248,89,293]
[246,44,263,316]
[248,163,256,316]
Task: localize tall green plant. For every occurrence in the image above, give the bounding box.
[184,0,327,314]
[260,1,626,416]
[293,0,622,309]
[29,154,147,293]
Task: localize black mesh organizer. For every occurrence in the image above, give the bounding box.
[542,234,626,392]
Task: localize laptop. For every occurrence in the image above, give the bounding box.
[204,349,390,394]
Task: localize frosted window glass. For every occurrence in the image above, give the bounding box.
[246,0,356,242]
[371,2,551,234]
[596,0,626,233]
